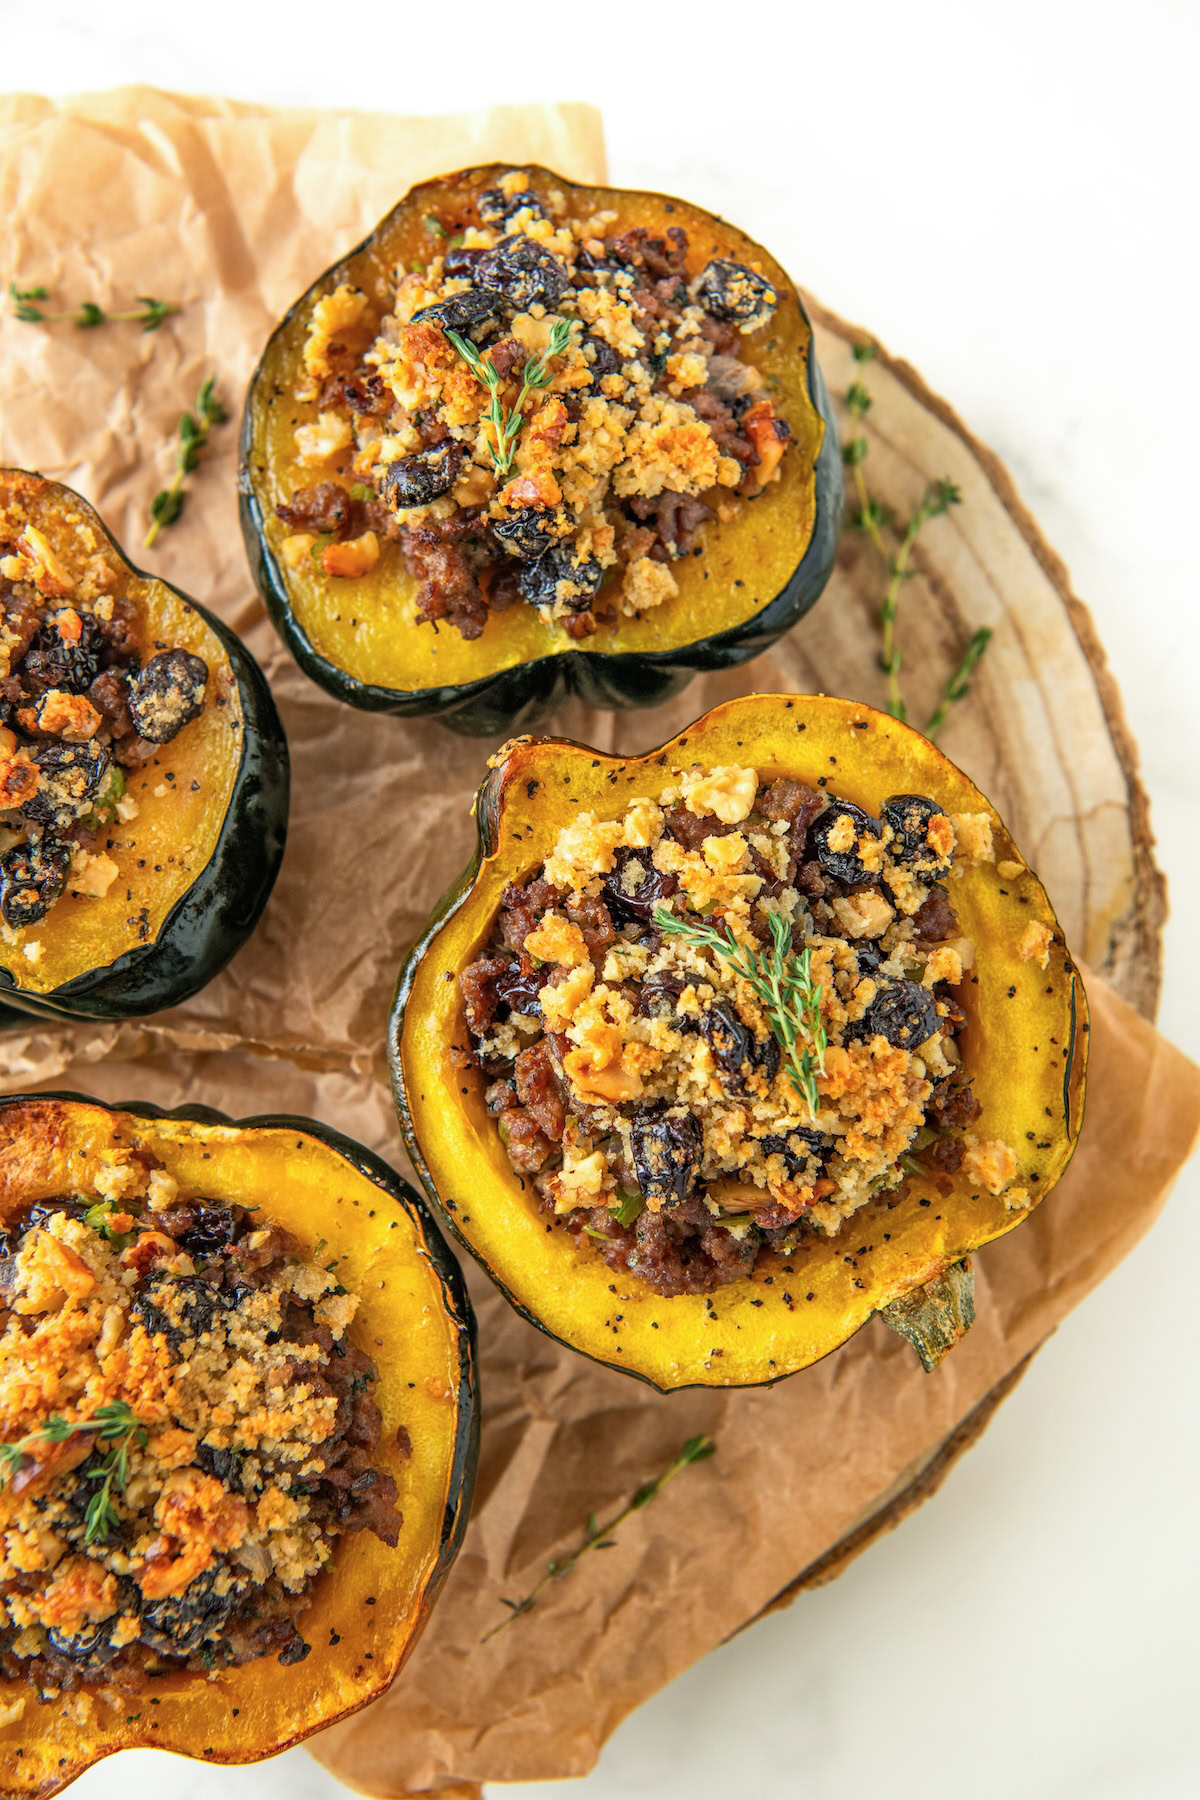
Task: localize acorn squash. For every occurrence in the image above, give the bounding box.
[389,693,1088,1390]
[239,163,841,737]
[0,471,288,1021]
[0,1092,477,1797]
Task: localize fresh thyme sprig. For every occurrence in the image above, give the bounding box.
[9,282,177,332]
[444,318,571,479]
[653,906,826,1119]
[482,1434,715,1643]
[843,342,989,737]
[0,1402,145,1544]
[145,376,227,548]
[924,625,993,737]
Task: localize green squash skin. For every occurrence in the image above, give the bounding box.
[0,1091,479,1591]
[0,560,289,1025]
[238,185,843,739]
[387,708,1088,1393]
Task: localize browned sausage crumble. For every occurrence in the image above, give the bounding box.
[1,525,209,935]
[0,1170,401,1697]
[460,763,1032,1298]
[275,169,791,640]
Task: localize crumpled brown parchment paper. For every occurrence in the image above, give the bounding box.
[0,87,1197,1800]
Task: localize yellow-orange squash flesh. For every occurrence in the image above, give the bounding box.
[244,165,827,696]
[393,694,1089,1391]
[0,1097,476,1798]
[0,473,244,998]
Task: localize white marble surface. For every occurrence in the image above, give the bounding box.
[6,2,1198,1796]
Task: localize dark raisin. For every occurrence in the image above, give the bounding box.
[694,258,777,324]
[412,287,503,332]
[631,1105,703,1206]
[853,979,941,1050]
[0,834,71,927]
[477,235,569,311]
[18,616,107,693]
[637,971,695,1026]
[854,940,885,976]
[758,1127,833,1175]
[343,371,388,414]
[378,440,463,511]
[23,1196,89,1234]
[133,1274,229,1352]
[127,650,208,744]
[46,1623,122,1664]
[174,1204,238,1258]
[129,1291,174,1345]
[495,955,543,1019]
[492,507,558,560]
[478,186,543,225]
[140,1572,236,1657]
[519,545,604,609]
[196,1443,245,1489]
[22,739,111,828]
[700,1002,780,1088]
[573,243,617,282]
[882,793,952,882]
[808,800,884,887]
[580,332,620,390]
[277,1632,312,1666]
[602,846,677,925]
[442,245,486,280]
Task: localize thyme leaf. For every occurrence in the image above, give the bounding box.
[842,346,988,734]
[925,626,994,737]
[144,376,227,548]
[0,1402,145,1543]
[652,906,826,1120]
[444,318,571,479]
[481,1435,715,1642]
[9,282,177,332]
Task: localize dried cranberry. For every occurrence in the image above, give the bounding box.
[808,800,884,887]
[631,1105,703,1206]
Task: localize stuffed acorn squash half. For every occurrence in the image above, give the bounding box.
[240,164,841,736]
[0,1094,477,1797]
[391,694,1088,1390]
[0,472,288,1021]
